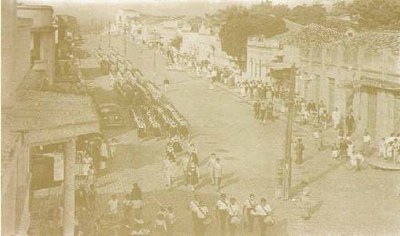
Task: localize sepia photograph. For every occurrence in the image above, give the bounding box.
[1,0,400,235]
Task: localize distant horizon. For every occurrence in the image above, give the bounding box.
[18,0,348,27]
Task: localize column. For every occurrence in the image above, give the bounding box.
[63,139,76,236]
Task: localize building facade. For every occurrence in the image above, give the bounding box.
[288,35,400,138]
[2,2,100,235]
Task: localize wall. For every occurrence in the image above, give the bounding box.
[246,38,283,80]
[290,43,400,137]
[1,0,17,108]
[17,5,53,28]
[15,18,34,90]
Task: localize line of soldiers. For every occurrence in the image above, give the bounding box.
[189,193,276,236]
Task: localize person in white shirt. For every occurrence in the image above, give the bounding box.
[243,194,256,232]
[362,129,371,156]
[332,107,341,130]
[207,153,216,186]
[214,158,223,191]
[350,151,364,171]
[165,207,176,236]
[108,194,119,220]
[189,194,200,222]
[195,201,209,236]
[252,198,273,236]
[228,198,241,236]
[216,193,229,235]
[379,138,387,158]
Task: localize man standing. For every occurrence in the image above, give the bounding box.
[216,193,229,235]
[214,158,223,191]
[295,139,305,164]
[345,113,355,136]
[86,184,97,212]
[243,193,256,232]
[207,153,216,186]
[332,107,341,130]
[253,101,260,119]
[259,101,266,124]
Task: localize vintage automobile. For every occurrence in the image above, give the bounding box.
[98,103,124,128]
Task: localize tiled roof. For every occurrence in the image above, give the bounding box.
[330,31,400,55]
[272,23,344,47]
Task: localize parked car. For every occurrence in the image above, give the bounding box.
[98,103,124,128]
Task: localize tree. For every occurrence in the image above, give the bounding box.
[347,0,400,30]
[170,36,182,50]
[286,4,327,25]
[217,6,287,60]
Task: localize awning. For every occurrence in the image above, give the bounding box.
[356,76,400,91]
[3,89,100,144]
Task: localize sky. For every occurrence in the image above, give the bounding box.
[19,0,343,26]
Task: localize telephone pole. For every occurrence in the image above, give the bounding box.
[283,64,296,200]
[153,49,156,74]
[124,24,127,58]
[108,21,111,48]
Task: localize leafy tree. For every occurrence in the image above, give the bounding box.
[286,4,327,25]
[217,6,287,60]
[347,0,400,30]
[170,36,182,50]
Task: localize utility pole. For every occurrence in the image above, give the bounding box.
[153,49,156,74]
[108,21,111,48]
[283,64,296,200]
[124,24,127,58]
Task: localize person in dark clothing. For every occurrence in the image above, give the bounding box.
[253,101,260,119]
[76,185,87,209]
[87,184,97,212]
[130,183,143,201]
[131,183,144,218]
[345,113,355,136]
[259,102,266,123]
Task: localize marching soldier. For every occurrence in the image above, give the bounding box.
[227,198,241,236]
[189,194,200,234]
[216,193,229,235]
[252,198,274,236]
[194,201,210,236]
[243,193,256,232]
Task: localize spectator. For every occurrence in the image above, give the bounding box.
[253,101,260,119]
[207,153,216,186]
[362,129,371,156]
[345,113,355,136]
[87,184,97,212]
[214,158,223,191]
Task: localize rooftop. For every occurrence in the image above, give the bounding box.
[17,4,53,11]
[4,89,99,132]
[272,23,344,48]
[330,31,400,56]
